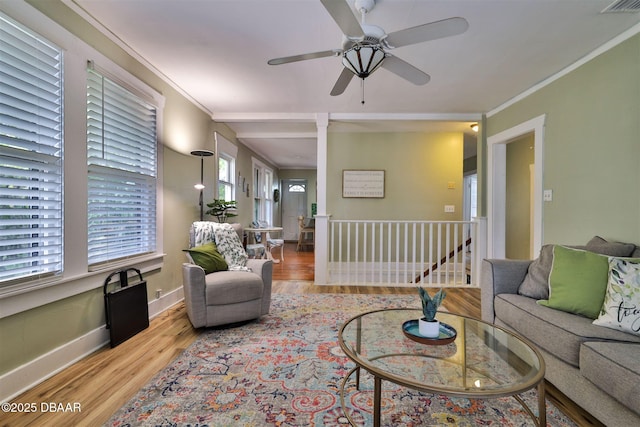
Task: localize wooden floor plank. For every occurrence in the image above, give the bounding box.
[1,246,601,427]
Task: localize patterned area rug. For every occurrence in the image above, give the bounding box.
[105,293,576,426]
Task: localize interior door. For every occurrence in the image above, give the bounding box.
[282,180,307,240]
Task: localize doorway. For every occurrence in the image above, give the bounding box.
[282,179,308,241]
[505,134,535,259]
[487,115,545,259]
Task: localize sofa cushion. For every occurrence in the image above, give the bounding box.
[494,293,640,367]
[586,236,636,257]
[204,271,263,305]
[518,244,555,300]
[593,257,640,335]
[538,245,608,319]
[183,241,228,274]
[580,341,640,416]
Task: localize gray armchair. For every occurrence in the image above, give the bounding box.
[182,223,273,328]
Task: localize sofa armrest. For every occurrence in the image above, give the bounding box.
[182,262,207,328]
[480,259,532,323]
[247,259,274,315]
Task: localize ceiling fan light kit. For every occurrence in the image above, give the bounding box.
[267,0,469,103]
[342,44,385,78]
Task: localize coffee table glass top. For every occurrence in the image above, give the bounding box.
[339,309,544,398]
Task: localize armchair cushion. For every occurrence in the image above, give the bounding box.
[183,241,228,274]
[205,271,263,305]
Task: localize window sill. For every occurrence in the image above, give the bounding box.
[0,253,165,319]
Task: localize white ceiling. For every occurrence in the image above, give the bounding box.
[70,0,640,168]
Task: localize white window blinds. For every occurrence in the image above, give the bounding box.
[0,14,63,285]
[86,67,157,266]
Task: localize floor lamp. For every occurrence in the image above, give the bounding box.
[190,149,214,221]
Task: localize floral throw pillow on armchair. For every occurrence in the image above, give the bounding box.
[192,222,250,272]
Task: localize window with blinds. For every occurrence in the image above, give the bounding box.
[0,14,64,285]
[86,67,158,266]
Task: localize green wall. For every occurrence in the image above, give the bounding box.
[327,132,464,221]
[487,34,640,246]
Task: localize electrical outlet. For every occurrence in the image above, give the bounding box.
[543,189,553,202]
[156,289,162,299]
[444,205,455,213]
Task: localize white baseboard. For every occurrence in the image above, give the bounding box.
[0,286,184,403]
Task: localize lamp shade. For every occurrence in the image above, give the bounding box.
[342,44,385,78]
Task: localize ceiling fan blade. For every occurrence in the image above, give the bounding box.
[381,55,430,85]
[268,49,341,65]
[321,0,364,38]
[330,67,355,96]
[386,17,469,48]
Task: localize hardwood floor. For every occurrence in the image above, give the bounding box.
[1,243,602,427]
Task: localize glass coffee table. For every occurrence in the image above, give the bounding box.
[338,309,546,427]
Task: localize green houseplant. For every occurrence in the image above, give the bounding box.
[205,199,237,223]
[417,287,446,337]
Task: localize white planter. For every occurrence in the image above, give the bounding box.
[418,318,440,338]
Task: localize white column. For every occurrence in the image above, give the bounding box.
[315,113,329,284]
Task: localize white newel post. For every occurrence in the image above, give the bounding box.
[315,113,329,284]
[314,215,330,284]
[472,217,487,286]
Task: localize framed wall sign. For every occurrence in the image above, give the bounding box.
[342,170,385,198]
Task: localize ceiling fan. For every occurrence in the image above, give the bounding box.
[267,0,469,101]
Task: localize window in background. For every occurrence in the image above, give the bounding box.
[86,65,158,267]
[252,158,273,225]
[218,153,235,202]
[0,13,63,285]
[288,184,306,193]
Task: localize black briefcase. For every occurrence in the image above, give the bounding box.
[103,268,149,348]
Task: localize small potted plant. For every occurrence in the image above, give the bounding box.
[418,287,446,337]
[205,199,237,223]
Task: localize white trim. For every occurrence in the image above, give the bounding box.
[212,112,316,122]
[488,22,640,117]
[215,132,238,157]
[329,112,483,121]
[487,115,545,258]
[0,255,164,319]
[0,287,183,403]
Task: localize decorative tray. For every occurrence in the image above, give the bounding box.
[402,320,457,345]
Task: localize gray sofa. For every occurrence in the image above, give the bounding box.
[182,223,273,328]
[480,243,640,426]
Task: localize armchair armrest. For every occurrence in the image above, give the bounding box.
[480,259,532,323]
[247,259,273,315]
[182,263,207,328]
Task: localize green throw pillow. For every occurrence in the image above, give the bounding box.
[183,241,228,274]
[537,245,609,319]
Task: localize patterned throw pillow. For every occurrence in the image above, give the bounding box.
[191,222,250,271]
[212,223,250,271]
[593,258,640,336]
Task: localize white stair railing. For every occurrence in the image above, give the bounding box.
[327,219,485,287]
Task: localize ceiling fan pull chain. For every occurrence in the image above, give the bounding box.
[361,78,365,105]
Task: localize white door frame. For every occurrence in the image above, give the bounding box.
[487,115,545,258]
